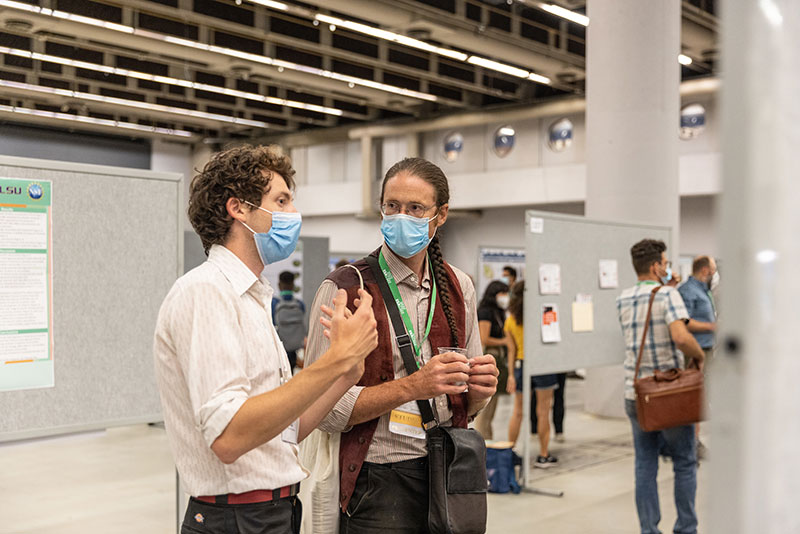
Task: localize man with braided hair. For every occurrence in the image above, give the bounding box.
[305,157,499,534]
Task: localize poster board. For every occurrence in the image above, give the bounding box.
[0,155,182,442]
[523,211,671,375]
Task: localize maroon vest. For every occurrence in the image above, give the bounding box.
[326,249,468,511]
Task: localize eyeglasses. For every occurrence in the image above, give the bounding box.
[380,200,437,219]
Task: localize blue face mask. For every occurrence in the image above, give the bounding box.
[380,213,437,259]
[499,276,511,286]
[241,201,302,266]
[661,266,673,285]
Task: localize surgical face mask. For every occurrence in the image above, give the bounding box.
[660,266,673,285]
[380,213,437,259]
[710,270,720,291]
[499,276,511,286]
[241,201,302,265]
[496,294,510,310]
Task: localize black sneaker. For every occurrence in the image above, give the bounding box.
[534,455,558,468]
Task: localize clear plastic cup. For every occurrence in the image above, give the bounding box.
[437,347,470,387]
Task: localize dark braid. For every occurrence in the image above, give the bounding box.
[428,234,459,346]
[381,157,459,346]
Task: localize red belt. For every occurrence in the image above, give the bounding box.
[196,483,300,505]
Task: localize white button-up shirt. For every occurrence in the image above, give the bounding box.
[153,244,308,496]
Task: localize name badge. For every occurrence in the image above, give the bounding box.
[281,418,299,445]
[389,401,427,440]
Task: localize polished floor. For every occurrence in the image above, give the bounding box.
[0,379,708,533]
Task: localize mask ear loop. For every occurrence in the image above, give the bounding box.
[343,264,364,291]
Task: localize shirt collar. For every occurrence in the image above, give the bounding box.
[380,243,432,289]
[687,276,708,291]
[208,244,272,301]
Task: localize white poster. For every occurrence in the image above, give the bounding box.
[541,303,561,343]
[0,178,54,391]
[599,259,619,289]
[477,247,525,298]
[538,263,562,295]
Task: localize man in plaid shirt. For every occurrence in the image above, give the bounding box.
[617,239,704,534]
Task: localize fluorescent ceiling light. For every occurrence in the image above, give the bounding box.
[678,54,693,66]
[247,0,288,11]
[538,3,589,26]
[0,46,344,116]
[0,103,193,137]
[528,72,552,85]
[313,14,469,61]
[250,1,551,87]
[467,56,550,85]
[467,56,529,79]
[0,79,271,128]
[0,0,439,103]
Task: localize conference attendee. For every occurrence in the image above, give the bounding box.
[305,157,499,534]
[504,280,558,466]
[501,265,517,288]
[153,145,379,534]
[677,255,717,457]
[504,280,527,448]
[677,256,717,361]
[617,239,705,534]
[272,270,307,370]
[474,280,511,440]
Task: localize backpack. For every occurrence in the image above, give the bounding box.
[486,446,521,494]
[275,297,306,352]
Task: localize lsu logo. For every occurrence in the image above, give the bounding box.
[27,183,44,201]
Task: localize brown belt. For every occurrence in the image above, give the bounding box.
[196,483,300,505]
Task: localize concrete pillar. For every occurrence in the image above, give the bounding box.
[583,0,681,417]
[711,2,800,532]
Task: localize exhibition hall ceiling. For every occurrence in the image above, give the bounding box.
[0,0,717,141]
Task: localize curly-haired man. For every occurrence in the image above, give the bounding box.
[153,145,378,534]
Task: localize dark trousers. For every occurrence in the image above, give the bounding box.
[340,458,429,534]
[530,373,567,434]
[286,350,297,370]
[182,496,302,534]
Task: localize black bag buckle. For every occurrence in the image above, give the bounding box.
[396,333,413,351]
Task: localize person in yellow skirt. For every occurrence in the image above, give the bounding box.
[504,280,559,467]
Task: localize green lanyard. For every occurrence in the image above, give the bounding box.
[378,250,437,367]
[707,290,717,316]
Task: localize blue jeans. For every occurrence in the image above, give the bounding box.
[625,399,697,534]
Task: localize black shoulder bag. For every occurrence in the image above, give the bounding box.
[365,255,488,534]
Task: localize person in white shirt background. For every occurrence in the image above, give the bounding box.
[153,144,379,534]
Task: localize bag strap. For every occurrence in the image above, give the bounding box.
[634,285,661,383]
[365,254,438,429]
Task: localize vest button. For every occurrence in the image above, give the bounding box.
[358,436,366,444]
[380,374,388,381]
[348,464,357,472]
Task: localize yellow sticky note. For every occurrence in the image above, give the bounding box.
[572,302,594,332]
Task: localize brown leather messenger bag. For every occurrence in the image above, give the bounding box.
[633,285,705,432]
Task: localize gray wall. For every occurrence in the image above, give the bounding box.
[0,123,151,169]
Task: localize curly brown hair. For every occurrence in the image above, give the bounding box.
[188,145,296,254]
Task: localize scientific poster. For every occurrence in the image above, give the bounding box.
[477,247,526,298]
[538,263,562,295]
[541,303,561,343]
[0,178,54,391]
[598,259,619,289]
